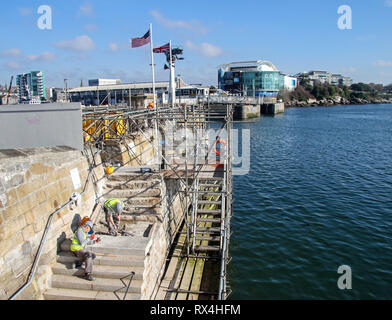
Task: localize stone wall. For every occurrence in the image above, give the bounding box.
[0,146,104,300]
[142,178,185,299]
[101,129,156,166]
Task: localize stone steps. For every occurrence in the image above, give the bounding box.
[103,188,161,198]
[52,262,144,280]
[60,239,146,257]
[107,172,162,182]
[57,251,145,268]
[105,179,161,190]
[50,274,143,294]
[44,288,141,300]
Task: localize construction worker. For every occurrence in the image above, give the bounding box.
[70,220,101,281]
[103,198,124,236]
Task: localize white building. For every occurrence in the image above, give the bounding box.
[284,75,298,91]
[88,79,121,86]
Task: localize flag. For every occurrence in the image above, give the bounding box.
[153,43,170,54]
[131,30,150,48]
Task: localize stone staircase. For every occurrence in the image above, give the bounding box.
[99,166,164,224]
[44,224,153,300]
[44,166,164,300]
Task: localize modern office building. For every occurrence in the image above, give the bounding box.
[16,71,46,103]
[218,61,297,97]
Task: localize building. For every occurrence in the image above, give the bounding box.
[88,79,121,86]
[68,78,210,107]
[297,71,353,87]
[16,71,46,103]
[218,60,297,97]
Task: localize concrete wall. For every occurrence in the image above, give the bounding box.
[0,103,83,151]
[142,178,185,299]
[0,146,104,300]
[261,102,285,115]
[234,104,260,120]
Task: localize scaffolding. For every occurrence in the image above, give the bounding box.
[82,102,233,300]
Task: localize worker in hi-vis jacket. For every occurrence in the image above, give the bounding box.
[103,198,124,236]
[70,220,101,281]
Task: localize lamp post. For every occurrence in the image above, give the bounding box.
[177,74,181,105]
[64,79,68,102]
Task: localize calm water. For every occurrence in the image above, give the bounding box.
[228,104,392,299]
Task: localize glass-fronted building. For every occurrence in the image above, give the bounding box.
[218,61,296,97]
[16,71,46,103]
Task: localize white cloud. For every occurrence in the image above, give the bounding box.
[109,42,119,52]
[85,24,98,32]
[340,67,357,73]
[54,35,96,52]
[150,10,208,34]
[385,0,392,7]
[26,51,56,62]
[4,61,21,70]
[185,41,222,58]
[18,7,32,16]
[372,60,392,67]
[2,48,22,57]
[78,3,94,16]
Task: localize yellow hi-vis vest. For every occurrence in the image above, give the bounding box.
[70,227,88,252]
[104,198,121,214]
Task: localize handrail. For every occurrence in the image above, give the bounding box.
[9,163,96,300]
[113,271,135,300]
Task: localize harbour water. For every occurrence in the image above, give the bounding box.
[229,104,392,299]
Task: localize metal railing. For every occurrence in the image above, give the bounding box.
[113,271,136,300]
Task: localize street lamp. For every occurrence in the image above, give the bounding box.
[177,74,181,105]
[64,78,68,102]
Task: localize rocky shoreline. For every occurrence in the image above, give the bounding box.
[285,96,392,107]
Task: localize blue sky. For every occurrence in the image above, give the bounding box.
[1,0,392,88]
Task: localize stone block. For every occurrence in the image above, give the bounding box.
[0,215,27,241]
[29,163,53,176]
[4,174,25,189]
[16,193,40,217]
[44,182,61,202]
[6,189,19,207]
[33,216,47,234]
[16,178,44,200]
[2,203,21,221]
[22,225,35,242]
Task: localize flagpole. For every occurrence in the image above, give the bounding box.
[149,23,156,108]
[149,23,159,167]
[169,40,175,108]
